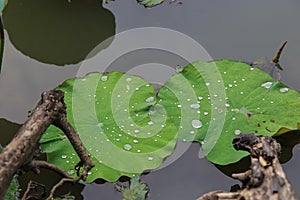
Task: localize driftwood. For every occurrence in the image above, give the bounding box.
[0,90,94,199]
[197,133,297,200]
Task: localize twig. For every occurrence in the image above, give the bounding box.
[22,180,46,200]
[28,160,72,178]
[46,176,81,200]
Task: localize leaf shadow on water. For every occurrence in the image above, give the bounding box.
[2,0,115,66]
[0,118,20,146]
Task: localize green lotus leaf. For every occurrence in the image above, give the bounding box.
[157,59,300,165]
[40,72,177,182]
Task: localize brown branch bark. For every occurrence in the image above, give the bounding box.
[0,90,94,199]
[197,133,297,200]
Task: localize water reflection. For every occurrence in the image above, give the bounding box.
[3,0,115,65]
[0,118,20,146]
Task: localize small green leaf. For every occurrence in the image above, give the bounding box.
[116,176,148,200]
[4,175,19,200]
[1,146,20,200]
[40,72,177,182]
[158,59,300,165]
[137,0,163,7]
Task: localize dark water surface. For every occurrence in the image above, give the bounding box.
[1,0,300,199]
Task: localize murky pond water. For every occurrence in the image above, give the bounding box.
[1,0,300,199]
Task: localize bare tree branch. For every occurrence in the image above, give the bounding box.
[0,90,94,199]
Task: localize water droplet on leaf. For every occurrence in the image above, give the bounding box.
[280,88,289,93]
[124,144,132,151]
[145,96,154,103]
[261,82,273,89]
[101,76,108,82]
[133,139,139,143]
[176,66,184,73]
[134,129,140,133]
[190,103,200,109]
[68,170,75,175]
[234,129,241,135]
[192,119,203,128]
[148,121,154,125]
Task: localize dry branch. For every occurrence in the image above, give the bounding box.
[0,90,94,199]
[197,133,297,200]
